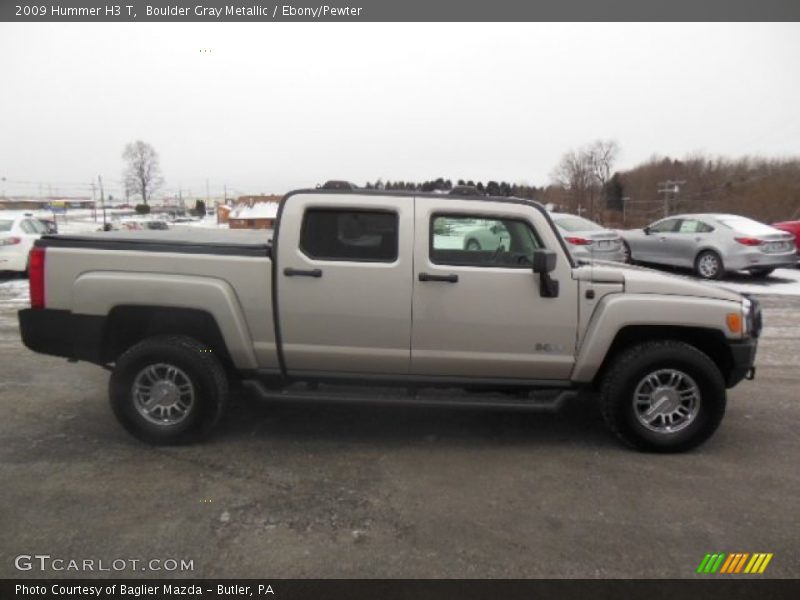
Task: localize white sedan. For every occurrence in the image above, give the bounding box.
[0,214,47,273]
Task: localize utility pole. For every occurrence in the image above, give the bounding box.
[90,181,97,222]
[98,175,108,230]
[622,196,630,227]
[657,180,686,217]
[223,183,228,205]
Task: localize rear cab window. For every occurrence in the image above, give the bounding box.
[430,214,542,268]
[300,209,399,262]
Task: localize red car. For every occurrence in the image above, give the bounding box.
[772,221,800,260]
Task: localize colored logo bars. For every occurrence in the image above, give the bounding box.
[697,553,773,574]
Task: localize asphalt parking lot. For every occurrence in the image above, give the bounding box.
[1,271,799,579]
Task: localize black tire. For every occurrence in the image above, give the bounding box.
[109,335,228,445]
[694,250,725,280]
[600,340,727,453]
[749,267,775,278]
[466,239,482,251]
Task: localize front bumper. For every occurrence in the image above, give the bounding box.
[726,297,762,387]
[726,339,758,387]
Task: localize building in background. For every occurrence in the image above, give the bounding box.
[228,194,281,229]
[0,196,94,211]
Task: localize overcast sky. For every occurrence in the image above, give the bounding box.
[1,22,798,200]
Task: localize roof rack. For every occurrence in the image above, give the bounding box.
[320,180,359,191]
[449,185,482,196]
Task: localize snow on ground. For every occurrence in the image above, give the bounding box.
[0,277,30,344]
[709,268,800,297]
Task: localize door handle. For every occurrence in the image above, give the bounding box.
[659,236,667,241]
[419,272,458,283]
[284,267,323,278]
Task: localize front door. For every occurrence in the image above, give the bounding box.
[410,197,579,381]
[276,193,414,375]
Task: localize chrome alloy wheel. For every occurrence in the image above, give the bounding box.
[697,254,720,278]
[132,363,195,426]
[633,369,701,433]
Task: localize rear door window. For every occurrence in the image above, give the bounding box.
[649,218,680,233]
[678,219,713,233]
[300,209,398,262]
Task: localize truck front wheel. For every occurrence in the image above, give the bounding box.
[600,341,726,452]
[109,335,228,444]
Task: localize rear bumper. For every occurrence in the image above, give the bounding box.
[726,250,797,271]
[18,308,106,363]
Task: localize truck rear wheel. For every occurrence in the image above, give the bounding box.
[109,335,228,445]
[600,341,726,452]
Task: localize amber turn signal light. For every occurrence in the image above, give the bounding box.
[726,313,743,334]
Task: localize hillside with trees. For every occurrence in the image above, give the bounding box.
[363,146,800,229]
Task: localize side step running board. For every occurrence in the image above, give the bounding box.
[243,381,576,413]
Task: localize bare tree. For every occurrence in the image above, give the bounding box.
[551,149,593,215]
[122,140,163,205]
[551,139,620,220]
[587,139,620,190]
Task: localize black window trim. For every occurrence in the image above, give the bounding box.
[428,212,545,269]
[298,207,400,264]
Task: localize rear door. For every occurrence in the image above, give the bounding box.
[276,193,413,375]
[667,218,714,267]
[410,197,579,381]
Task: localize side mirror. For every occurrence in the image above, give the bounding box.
[532,249,559,298]
[643,226,651,235]
[532,249,556,273]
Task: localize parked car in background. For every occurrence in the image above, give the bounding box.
[0,214,46,273]
[550,213,626,263]
[462,219,511,251]
[771,220,800,261]
[143,220,170,230]
[620,214,797,280]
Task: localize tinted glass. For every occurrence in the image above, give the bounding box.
[0,220,12,232]
[300,209,398,262]
[431,215,541,267]
[678,219,713,233]
[20,220,38,234]
[649,219,680,233]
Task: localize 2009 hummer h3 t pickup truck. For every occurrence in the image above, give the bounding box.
[18,189,762,452]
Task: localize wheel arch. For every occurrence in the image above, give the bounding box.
[101,306,236,373]
[589,325,733,390]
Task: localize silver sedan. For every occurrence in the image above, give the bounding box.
[550,213,627,263]
[620,213,798,279]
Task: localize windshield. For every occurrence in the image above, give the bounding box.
[718,217,777,236]
[554,216,604,232]
[0,220,13,232]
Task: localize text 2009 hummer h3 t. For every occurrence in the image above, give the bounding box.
[18,189,762,452]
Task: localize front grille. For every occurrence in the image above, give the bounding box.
[746,295,763,338]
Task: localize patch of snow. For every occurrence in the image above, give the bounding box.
[711,268,800,297]
[230,202,278,220]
